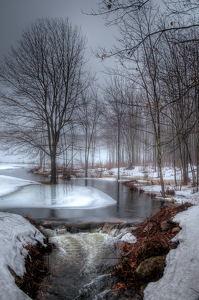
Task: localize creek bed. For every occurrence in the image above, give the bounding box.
[0,167,167,299]
[40,226,132,300]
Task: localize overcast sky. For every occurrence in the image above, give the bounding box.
[0,0,116,84]
[0,0,118,162]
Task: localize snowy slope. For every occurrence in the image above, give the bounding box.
[144,205,199,300]
[0,212,45,300]
[0,164,199,299]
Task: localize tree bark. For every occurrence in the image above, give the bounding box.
[50,146,57,184]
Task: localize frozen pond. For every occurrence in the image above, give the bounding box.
[0,166,166,299]
[0,167,165,222]
[0,184,116,209]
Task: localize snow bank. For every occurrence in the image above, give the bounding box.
[88,165,182,181]
[138,183,199,205]
[0,164,23,170]
[144,205,199,300]
[0,212,45,300]
[99,165,199,205]
[0,175,40,197]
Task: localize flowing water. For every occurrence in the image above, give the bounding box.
[43,230,119,300]
[0,166,166,299]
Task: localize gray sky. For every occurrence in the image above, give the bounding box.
[0,0,116,83]
[0,0,118,162]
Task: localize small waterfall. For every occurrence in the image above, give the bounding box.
[44,231,120,300]
[51,232,117,274]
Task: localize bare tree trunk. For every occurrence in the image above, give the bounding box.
[71,142,74,170]
[157,137,165,197]
[92,140,95,169]
[117,119,120,180]
[65,148,68,173]
[84,126,90,178]
[51,147,57,184]
[43,153,45,172]
[197,85,199,190]
[40,150,43,170]
[174,154,177,186]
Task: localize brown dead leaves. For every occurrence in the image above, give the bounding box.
[113,203,193,294]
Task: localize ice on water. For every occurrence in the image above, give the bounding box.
[48,185,116,209]
[0,179,116,209]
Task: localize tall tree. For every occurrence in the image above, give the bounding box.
[103,76,128,179]
[90,0,199,56]
[78,88,102,177]
[0,18,89,183]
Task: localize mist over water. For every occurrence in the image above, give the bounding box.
[0,167,165,222]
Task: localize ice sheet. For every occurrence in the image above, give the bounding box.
[0,164,19,170]
[0,175,39,197]
[0,184,116,209]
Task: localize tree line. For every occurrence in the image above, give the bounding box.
[92,0,199,196]
[0,1,199,195]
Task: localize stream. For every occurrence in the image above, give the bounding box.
[0,166,166,299]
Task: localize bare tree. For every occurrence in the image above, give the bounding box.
[87,0,199,59]
[102,75,129,179]
[159,27,199,185]
[0,18,89,183]
[78,88,102,177]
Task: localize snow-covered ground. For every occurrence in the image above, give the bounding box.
[88,165,199,299]
[88,165,182,181]
[88,165,199,205]
[0,163,38,197]
[144,205,199,300]
[0,163,199,299]
[0,165,45,299]
[138,183,199,205]
[0,212,45,300]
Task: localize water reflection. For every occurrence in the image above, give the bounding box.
[0,168,165,222]
[116,182,120,216]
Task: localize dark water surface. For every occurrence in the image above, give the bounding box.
[0,167,165,223]
[0,166,166,300]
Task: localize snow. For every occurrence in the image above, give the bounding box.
[134,179,199,205]
[54,186,116,209]
[144,205,199,300]
[88,165,199,205]
[0,163,27,170]
[120,232,137,244]
[0,212,45,300]
[89,165,199,299]
[88,165,182,181]
[0,164,116,209]
[0,184,116,209]
[0,175,40,197]
[1,163,199,299]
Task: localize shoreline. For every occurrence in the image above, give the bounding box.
[20,201,193,300]
[1,163,199,299]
